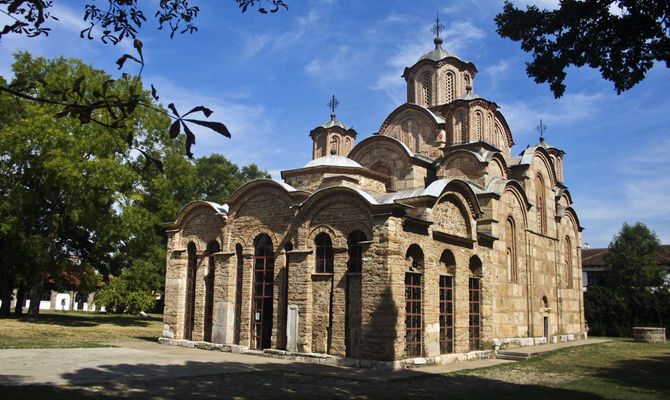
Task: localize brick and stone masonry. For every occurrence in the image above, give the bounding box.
[161,33,586,364]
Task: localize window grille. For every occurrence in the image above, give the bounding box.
[469,277,481,350]
[405,272,422,357]
[315,233,334,273]
[423,72,432,106]
[439,275,454,354]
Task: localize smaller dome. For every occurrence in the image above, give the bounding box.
[321,112,349,130]
[304,155,362,168]
[455,85,482,101]
[419,37,460,62]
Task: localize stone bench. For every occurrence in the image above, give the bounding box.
[632,327,666,343]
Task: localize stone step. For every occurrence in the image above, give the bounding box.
[496,351,531,361]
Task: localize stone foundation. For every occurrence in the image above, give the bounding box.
[492,332,588,350]
[158,337,494,370]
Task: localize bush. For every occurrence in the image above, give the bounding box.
[94,278,156,314]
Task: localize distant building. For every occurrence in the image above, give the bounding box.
[582,245,670,291]
[163,28,586,363]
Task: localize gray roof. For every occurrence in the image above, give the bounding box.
[321,113,349,130]
[304,155,363,169]
[419,37,460,62]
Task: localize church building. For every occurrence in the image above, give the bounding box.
[161,25,586,364]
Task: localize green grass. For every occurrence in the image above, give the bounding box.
[0,310,163,349]
[463,338,670,399]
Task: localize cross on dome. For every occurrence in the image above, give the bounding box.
[537,119,548,143]
[431,10,445,38]
[327,94,339,118]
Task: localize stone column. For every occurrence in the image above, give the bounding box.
[211,251,234,344]
[328,248,348,357]
[286,249,313,353]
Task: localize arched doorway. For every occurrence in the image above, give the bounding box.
[251,234,274,350]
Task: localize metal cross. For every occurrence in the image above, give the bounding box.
[537,119,548,142]
[327,94,339,114]
[431,11,445,37]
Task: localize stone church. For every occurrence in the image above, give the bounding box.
[162,30,586,364]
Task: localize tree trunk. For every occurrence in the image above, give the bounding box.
[27,273,44,317]
[0,267,13,317]
[14,286,26,316]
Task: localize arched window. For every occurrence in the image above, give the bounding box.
[445,71,455,103]
[506,217,517,283]
[251,234,274,350]
[439,250,456,354]
[345,138,352,155]
[405,244,424,357]
[347,231,366,273]
[316,134,326,157]
[535,174,547,234]
[330,136,340,156]
[315,233,334,273]
[468,256,482,351]
[422,72,432,107]
[565,236,573,288]
[475,112,483,141]
[184,242,197,340]
[458,112,467,143]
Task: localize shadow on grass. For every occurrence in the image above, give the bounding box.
[592,353,670,395]
[8,312,158,328]
[0,358,607,399]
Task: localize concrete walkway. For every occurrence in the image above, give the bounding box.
[0,338,609,386]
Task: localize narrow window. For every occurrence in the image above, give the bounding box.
[315,233,334,273]
[506,217,517,283]
[251,234,274,350]
[476,112,483,141]
[445,71,454,103]
[535,174,547,234]
[565,236,573,288]
[469,256,482,351]
[347,231,366,273]
[459,113,467,143]
[422,72,432,107]
[469,277,481,351]
[439,275,454,354]
[184,242,197,340]
[405,245,424,357]
[405,272,422,357]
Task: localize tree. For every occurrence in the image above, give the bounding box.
[495,1,670,97]
[0,52,170,317]
[0,1,288,159]
[584,222,669,336]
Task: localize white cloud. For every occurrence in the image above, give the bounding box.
[498,92,603,144]
[147,75,276,168]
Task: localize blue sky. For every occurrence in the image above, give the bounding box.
[1,0,669,248]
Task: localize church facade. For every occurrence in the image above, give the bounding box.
[162,33,585,363]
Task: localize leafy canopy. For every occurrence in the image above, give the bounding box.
[495,0,670,97]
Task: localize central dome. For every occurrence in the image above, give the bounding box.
[304,155,362,168]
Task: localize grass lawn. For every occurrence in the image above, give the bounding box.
[0,310,163,349]
[463,339,670,399]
